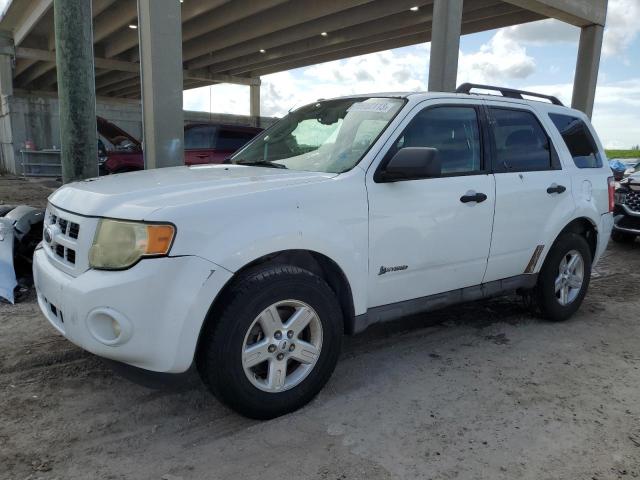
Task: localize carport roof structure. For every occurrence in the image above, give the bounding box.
[0,0,607,99]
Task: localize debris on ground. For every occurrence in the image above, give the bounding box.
[0,205,45,303]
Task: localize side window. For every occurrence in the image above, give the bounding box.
[489,108,553,172]
[184,126,214,150]
[391,106,482,175]
[216,130,257,151]
[549,113,602,168]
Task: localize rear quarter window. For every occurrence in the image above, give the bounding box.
[549,113,602,168]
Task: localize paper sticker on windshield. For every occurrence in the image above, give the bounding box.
[347,102,395,113]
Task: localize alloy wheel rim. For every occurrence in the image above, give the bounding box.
[555,249,584,306]
[242,300,323,393]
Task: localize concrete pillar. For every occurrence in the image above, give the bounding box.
[571,24,604,118]
[428,0,463,92]
[0,52,14,173]
[53,0,98,183]
[250,82,260,127]
[0,54,13,98]
[138,0,184,169]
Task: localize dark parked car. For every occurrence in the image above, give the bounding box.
[612,172,640,242]
[183,123,263,165]
[103,122,263,174]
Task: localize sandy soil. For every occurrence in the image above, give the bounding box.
[1,175,639,480]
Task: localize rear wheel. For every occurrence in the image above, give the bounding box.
[534,233,592,322]
[197,264,342,419]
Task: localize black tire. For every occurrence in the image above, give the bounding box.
[611,230,636,244]
[197,264,343,419]
[534,232,592,322]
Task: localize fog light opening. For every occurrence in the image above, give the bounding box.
[87,308,131,346]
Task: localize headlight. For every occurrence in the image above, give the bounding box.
[89,219,175,270]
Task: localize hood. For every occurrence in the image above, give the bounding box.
[97,117,141,149]
[49,164,336,219]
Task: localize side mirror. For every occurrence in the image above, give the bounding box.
[376,147,441,182]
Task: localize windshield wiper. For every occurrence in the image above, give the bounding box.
[235,160,288,169]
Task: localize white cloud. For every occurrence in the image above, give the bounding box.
[603,0,640,58]
[183,83,250,116]
[458,30,536,84]
[500,18,579,46]
[526,79,640,149]
[184,47,429,118]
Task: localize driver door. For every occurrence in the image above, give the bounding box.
[366,101,496,308]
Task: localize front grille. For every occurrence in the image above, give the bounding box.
[624,191,640,212]
[43,205,95,275]
[68,223,80,239]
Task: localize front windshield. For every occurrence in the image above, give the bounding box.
[231,97,405,173]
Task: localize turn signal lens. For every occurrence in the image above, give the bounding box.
[146,225,175,255]
[89,219,175,270]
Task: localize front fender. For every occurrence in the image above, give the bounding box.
[157,172,370,316]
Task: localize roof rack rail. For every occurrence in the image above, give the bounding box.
[455,83,563,106]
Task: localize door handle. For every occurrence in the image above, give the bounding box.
[547,184,567,194]
[460,192,488,204]
[195,153,209,158]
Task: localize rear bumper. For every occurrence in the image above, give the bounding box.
[594,212,614,266]
[33,247,233,373]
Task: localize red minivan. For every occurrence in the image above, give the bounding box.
[103,122,262,174]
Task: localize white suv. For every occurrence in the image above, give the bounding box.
[33,84,614,419]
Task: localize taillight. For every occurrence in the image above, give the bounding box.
[608,176,615,212]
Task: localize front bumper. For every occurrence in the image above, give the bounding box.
[33,248,232,373]
[613,204,640,235]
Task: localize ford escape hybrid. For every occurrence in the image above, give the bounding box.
[34,84,613,419]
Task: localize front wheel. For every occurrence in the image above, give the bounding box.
[533,233,592,322]
[197,264,343,419]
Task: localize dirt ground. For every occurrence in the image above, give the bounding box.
[1,174,639,480]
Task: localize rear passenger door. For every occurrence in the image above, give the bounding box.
[184,125,215,165]
[484,105,575,283]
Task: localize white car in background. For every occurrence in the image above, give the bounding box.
[34,84,613,419]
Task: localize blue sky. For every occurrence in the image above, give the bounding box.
[184,0,640,149]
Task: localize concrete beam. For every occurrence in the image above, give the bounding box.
[501,0,607,27]
[186,0,430,70]
[14,58,37,76]
[93,0,118,17]
[571,24,603,118]
[9,47,258,87]
[14,0,52,46]
[53,0,98,183]
[138,0,184,169]
[248,9,543,78]
[16,60,55,85]
[101,0,232,58]
[428,0,463,92]
[222,0,509,76]
[93,0,137,43]
[183,0,376,64]
[220,2,437,75]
